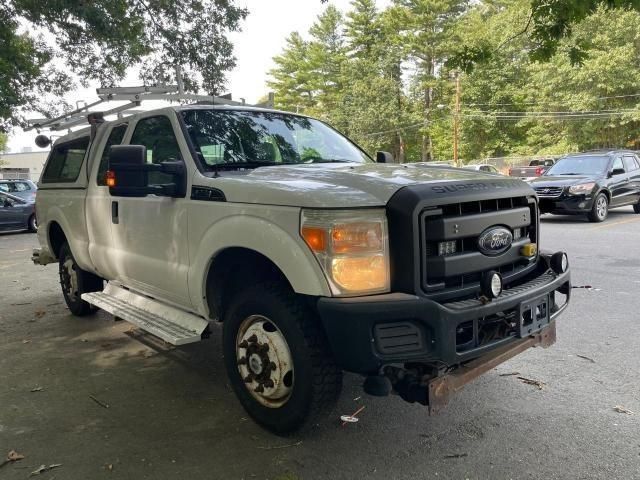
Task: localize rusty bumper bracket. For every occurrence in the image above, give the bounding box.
[426,321,557,415]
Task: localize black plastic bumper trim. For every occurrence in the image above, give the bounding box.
[317,257,570,374]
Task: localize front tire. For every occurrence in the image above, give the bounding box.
[222,282,342,435]
[633,201,640,214]
[588,193,608,222]
[58,242,103,316]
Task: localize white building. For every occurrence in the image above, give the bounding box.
[0,150,49,181]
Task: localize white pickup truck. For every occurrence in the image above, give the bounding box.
[32,102,571,434]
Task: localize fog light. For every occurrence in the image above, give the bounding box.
[550,251,568,274]
[521,243,537,257]
[438,240,457,256]
[481,271,503,299]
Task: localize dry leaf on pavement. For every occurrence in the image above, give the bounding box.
[613,405,634,415]
[30,463,62,476]
[517,376,546,390]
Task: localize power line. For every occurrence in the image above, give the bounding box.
[356,109,640,137]
[466,93,640,107]
[463,112,640,121]
[462,108,640,115]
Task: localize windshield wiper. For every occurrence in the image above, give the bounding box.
[308,158,354,163]
[212,161,298,170]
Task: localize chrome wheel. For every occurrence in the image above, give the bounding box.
[235,315,294,408]
[596,196,607,220]
[61,258,79,301]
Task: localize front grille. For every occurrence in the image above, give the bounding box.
[420,196,538,298]
[534,186,563,198]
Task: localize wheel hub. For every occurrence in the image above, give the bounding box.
[248,353,264,375]
[61,258,79,300]
[235,315,294,408]
[597,197,607,218]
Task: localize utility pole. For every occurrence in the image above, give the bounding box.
[453,73,461,167]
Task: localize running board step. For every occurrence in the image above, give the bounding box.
[82,283,208,345]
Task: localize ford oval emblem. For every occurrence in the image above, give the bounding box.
[478,226,513,256]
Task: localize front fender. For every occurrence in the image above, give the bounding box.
[188,214,331,316]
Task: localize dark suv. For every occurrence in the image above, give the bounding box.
[529,150,640,222]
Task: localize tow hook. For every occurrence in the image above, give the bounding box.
[382,366,430,405]
[363,366,431,405]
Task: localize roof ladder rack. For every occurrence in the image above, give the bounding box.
[25,86,274,132]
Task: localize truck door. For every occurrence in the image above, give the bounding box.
[86,123,128,280]
[109,113,192,308]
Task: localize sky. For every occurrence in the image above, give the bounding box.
[8,0,389,153]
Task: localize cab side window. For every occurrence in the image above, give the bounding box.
[42,137,90,183]
[97,124,128,186]
[611,156,625,174]
[623,155,639,172]
[129,116,182,186]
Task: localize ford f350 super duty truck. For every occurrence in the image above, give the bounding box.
[30,94,571,434]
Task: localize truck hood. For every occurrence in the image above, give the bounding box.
[204,163,531,207]
[529,174,600,187]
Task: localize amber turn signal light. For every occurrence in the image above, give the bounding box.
[301,226,327,252]
[106,170,116,187]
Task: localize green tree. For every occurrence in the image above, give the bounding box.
[0,0,247,130]
[306,6,348,118]
[267,33,314,113]
[387,0,470,161]
[340,1,415,161]
[527,0,640,62]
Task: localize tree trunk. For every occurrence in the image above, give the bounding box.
[421,56,434,162]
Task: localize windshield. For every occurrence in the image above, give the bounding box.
[181,109,370,170]
[545,156,609,176]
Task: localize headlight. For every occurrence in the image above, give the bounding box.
[568,182,596,195]
[300,209,389,295]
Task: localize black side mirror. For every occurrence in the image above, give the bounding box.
[610,168,625,177]
[376,151,394,164]
[108,145,186,198]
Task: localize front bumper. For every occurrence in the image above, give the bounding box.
[539,194,595,214]
[317,256,570,374]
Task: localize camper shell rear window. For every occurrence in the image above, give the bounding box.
[42,136,90,183]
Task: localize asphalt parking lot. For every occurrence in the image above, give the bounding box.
[1,208,639,480]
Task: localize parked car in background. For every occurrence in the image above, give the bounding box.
[0,191,37,232]
[508,158,556,179]
[463,163,502,174]
[529,150,640,222]
[0,179,38,202]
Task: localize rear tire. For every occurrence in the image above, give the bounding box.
[222,282,342,435]
[587,193,608,222]
[633,202,640,214]
[58,242,103,316]
[27,214,37,233]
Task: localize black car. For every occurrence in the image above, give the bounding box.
[529,150,640,222]
[0,191,37,232]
